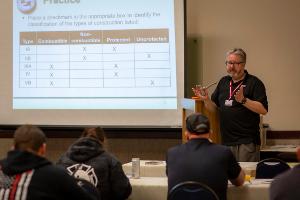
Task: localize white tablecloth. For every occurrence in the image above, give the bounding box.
[123,160,166,177]
[123,160,297,180]
[123,160,258,178]
[128,177,270,200]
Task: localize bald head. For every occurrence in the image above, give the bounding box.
[14,125,46,152]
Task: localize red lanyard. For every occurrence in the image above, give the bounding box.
[228,80,243,100]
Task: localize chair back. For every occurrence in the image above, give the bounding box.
[255,158,290,179]
[168,181,219,200]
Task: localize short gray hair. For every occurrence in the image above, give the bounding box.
[226,48,247,63]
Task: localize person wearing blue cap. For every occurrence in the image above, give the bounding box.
[166,113,245,200]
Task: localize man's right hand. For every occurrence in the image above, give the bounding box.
[192,85,217,113]
[192,85,209,100]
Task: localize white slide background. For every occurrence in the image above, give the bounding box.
[0,0,185,126]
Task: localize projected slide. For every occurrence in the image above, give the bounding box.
[13,0,177,109]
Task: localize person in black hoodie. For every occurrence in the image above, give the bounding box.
[57,127,132,200]
[0,124,97,200]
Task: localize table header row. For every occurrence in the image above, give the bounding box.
[20,29,169,45]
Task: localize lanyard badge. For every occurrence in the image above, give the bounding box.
[224,80,243,107]
[224,99,233,106]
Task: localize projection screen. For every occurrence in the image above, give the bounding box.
[0,0,185,126]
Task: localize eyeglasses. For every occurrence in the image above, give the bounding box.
[225,61,244,66]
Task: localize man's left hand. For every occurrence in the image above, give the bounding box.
[234,85,245,103]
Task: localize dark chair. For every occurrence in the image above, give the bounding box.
[168,181,219,200]
[255,158,290,179]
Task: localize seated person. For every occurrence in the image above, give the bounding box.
[166,113,245,200]
[0,125,97,200]
[57,127,132,200]
[270,147,300,200]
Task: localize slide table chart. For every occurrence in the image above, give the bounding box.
[19,29,171,89]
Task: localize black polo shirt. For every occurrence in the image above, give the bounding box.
[167,138,242,200]
[211,70,268,145]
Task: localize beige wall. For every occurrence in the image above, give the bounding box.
[1,135,298,163]
[0,137,180,163]
[0,138,180,163]
[186,0,300,130]
[0,139,12,160]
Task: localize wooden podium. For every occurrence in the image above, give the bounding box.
[181,98,221,144]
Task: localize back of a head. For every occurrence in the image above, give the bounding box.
[186,113,210,135]
[81,126,105,143]
[14,125,46,152]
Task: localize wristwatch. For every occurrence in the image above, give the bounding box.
[241,97,247,104]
